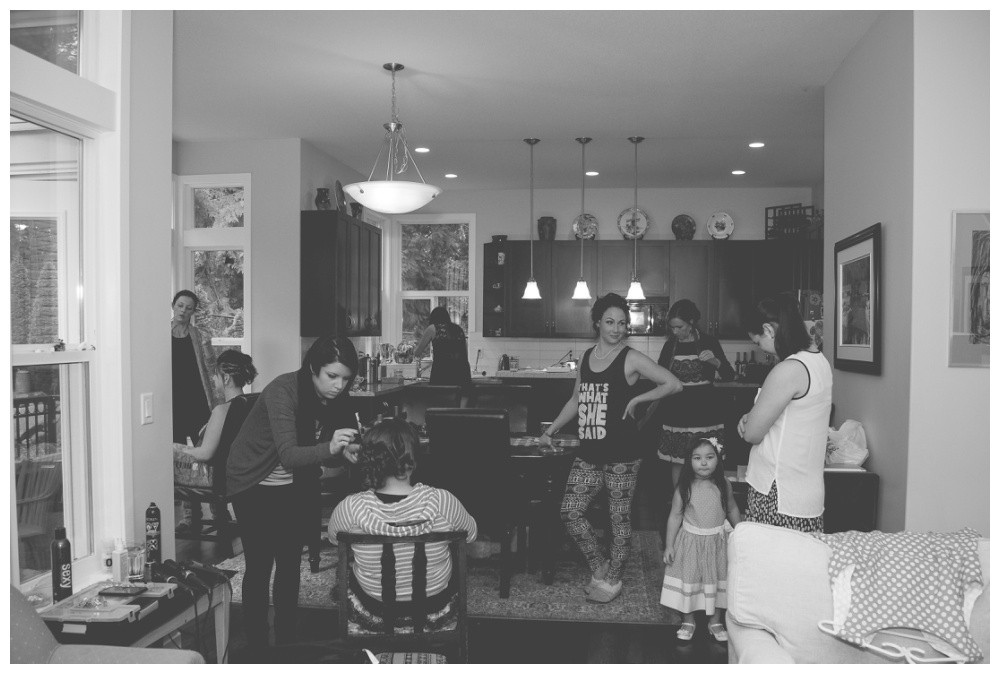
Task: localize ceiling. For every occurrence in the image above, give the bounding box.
[173,10,878,192]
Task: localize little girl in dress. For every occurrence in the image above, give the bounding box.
[660,437,742,642]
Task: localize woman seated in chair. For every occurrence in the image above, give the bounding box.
[177,349,258,531]
[329,418,477,624]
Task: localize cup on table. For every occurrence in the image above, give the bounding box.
[126,544,146,583]
[736,465,748,482]
[540,421,553,436]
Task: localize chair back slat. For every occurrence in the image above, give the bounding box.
[379,543,397,632]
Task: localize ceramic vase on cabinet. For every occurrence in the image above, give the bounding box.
[315,188,332,210]
[538,216,556,241]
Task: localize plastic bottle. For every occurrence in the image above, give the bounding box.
[111,538,128,584]
[51,527,73,602]
[734,352,743,379]
[101,538,114,577]
[145,502,161,563]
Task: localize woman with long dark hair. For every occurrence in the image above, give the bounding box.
[412,306,471,386]
[538,293,682,603]
[226,335,360,652]
[739,293,831,533]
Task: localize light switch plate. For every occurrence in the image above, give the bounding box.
[140,393,153,425]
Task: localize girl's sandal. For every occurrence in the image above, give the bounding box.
[707,622,729,642]
[676,623,696,641]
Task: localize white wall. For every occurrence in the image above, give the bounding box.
[824,12,914,532]
[420,186,813,373]
[124,11,176,554]
[906,11,989,533]
[299,140,365,211]
[173,139,303,387]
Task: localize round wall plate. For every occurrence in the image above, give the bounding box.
[617,207,651,239]
[572,213,599,239]
[334,180,348,212]
[707,211,734,239]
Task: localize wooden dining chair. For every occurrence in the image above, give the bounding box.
[336,531,468,663]
[423,408,529,598]
[396,385,463,430]
[466,384,532,434]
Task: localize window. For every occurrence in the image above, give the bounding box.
[10,116,94,584]
[174,176,252,358]
[396,215,475,342]
[10,10,81,75]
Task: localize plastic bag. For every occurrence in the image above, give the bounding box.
[173,443,213,489]
[826,420,868,466]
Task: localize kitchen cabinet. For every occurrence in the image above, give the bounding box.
[597,241,670,297]
[502,240,597,338]
[301,210,382,337]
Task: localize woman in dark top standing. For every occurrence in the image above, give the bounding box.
[413,306,471,386]
[538,293,682,603]
[653,299,735,535]
[225,335,361,652]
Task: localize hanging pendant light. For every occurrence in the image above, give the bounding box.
[522,138,542,300]
[344,63,441,214]
[572,137,593,300]
[626,136,646,301]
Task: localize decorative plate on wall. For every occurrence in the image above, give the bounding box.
[707,211,734,239]
[334,180,348,212]
[617,207,651,240]
[572,213,599,239]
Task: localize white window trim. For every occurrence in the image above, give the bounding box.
[9,10,124,591]
[386,213,477,344]
[173,173,253,358]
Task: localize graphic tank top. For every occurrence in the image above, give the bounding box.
[577,346,640,464]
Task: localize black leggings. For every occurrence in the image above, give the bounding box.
[231,483,308,647]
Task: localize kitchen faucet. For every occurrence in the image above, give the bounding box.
[549,349,574,367]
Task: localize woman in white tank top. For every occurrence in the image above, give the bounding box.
[738,293,832,533]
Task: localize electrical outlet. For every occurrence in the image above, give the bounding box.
[140,393,154,425]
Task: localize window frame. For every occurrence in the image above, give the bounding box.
[387,213,476,344]
[172,173,253,358]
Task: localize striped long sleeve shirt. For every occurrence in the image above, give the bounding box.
[328,484,477,601]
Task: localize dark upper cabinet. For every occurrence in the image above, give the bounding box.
[711,241,757,338]
[597,241,669,297]
[668,241,713,321]
[550,241,598,338]
[301,210,382,337]
[506,240,551,338]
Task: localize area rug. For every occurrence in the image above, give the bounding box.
[215,531,679,626]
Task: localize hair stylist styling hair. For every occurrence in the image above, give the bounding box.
[225,335,360,653]
[738,293,831,533]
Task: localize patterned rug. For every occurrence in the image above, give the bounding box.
[215,530,679,625]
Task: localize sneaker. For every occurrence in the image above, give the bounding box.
[585,579,622,604]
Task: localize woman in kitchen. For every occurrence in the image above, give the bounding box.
[738,292,831,533]
[412,305,472,387]
[225,335,361,653]
[539,293,683,603]
[652,299,735,537]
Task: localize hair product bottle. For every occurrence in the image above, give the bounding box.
[51,527,72,602]
[145,502,161,563]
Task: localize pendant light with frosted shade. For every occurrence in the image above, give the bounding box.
[522,138,542,300]
[343,63,441,214]
[571,137,593,301]
[625,136,646,301]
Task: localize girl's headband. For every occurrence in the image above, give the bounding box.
[699,437,724,455]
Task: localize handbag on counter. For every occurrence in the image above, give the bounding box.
[173,442,213,489]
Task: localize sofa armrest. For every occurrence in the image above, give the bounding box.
[726,615,794,664]
[49,644,205,664]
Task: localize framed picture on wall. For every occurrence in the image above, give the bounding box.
[949,211,990,367]
[833,223,882,374]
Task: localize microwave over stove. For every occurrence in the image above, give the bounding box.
[627,296,670,336]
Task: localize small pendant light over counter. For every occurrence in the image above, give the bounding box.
[572,137,593,300]
[522,138,542,300]
[625,136,646,301]
[344,63,441,215]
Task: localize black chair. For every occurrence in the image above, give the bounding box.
[396,385,463,430]
[465,384,531,435]
[175,392,259,542]
[336,531,468,663]
[423,408,528,598]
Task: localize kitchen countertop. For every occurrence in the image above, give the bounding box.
[495,369,578,379]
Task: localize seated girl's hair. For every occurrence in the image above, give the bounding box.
[356,417,419,490]
[216,349,258,388]
[676,437,729,516]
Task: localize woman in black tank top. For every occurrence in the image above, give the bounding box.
[538,294,683,603]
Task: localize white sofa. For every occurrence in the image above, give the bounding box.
[725,523,990,664]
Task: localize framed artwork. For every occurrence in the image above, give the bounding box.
[949,211,990,367]
[834,223,882,374]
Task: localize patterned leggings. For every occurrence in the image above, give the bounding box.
[560,457,641,584]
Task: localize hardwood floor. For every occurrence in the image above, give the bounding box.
[173,463,728,664]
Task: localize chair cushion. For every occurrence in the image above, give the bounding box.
[377,652,447,664]
[347,587,459,636]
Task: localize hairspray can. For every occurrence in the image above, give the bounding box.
[145,502,161,563]
[51,527,73,602]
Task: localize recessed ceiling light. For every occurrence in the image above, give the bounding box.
[748,142,765,148]
[444,173,458,179]
[585,171,599,177]
[731,170,746,175]
[414,147,430,153]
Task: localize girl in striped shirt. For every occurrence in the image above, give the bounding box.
[329,418,477,613]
